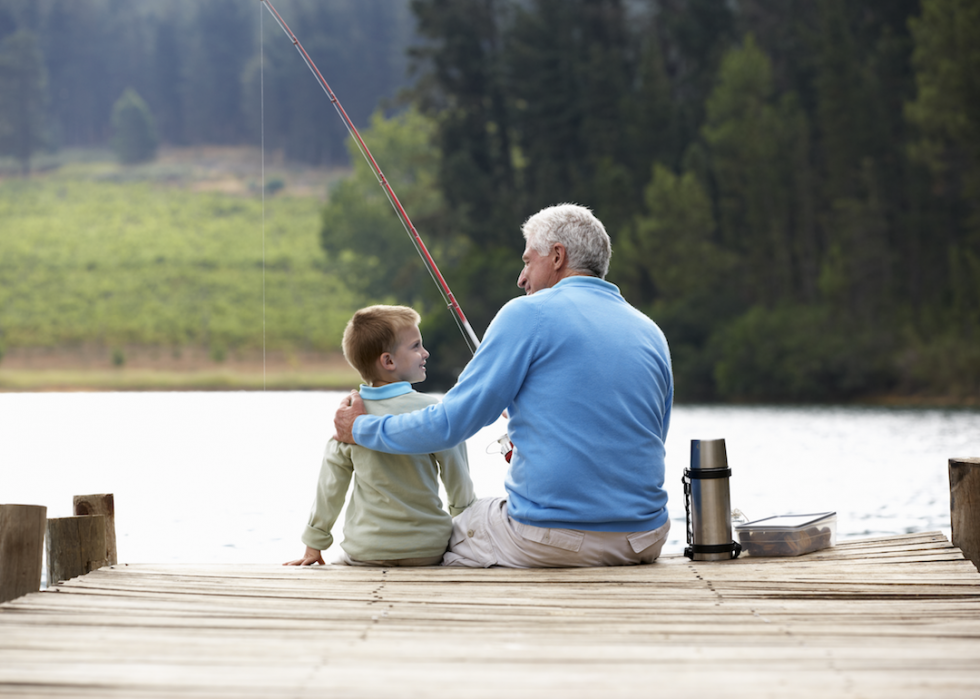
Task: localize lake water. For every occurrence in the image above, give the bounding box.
[2,392,978,577]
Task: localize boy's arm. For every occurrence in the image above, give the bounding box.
[301,439,354,553]
[437,441,476,517]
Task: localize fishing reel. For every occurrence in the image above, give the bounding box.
[488,433,514,463]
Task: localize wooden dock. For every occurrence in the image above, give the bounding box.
[2,531,979,698]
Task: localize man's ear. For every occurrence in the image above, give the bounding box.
[552,243,568,270]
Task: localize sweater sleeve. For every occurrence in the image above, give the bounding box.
[661,334,674,440]
[352,298,537,454]
[437,441,476,516]
[301,439,354,551]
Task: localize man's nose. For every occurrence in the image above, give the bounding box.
[517,269,527,288]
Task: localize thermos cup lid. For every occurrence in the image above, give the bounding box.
[690,438,728,471]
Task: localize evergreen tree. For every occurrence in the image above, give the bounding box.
[508,0,635,232]
[181,0,252,145]
[626,33,679,186]
[653,0,738,149]
[810,0,922,324]
[622,164,733,305]
[0,1,413,161]
[110,88,158,164]
[614,161,743,400]
[0,29,47,175]
[508,0,588,209]
[410,0,518,246]
[252,2,350,165]
[148,15,185,145]
[408,0,524,377]
[702,36,810,306]
[244,0,414,166]
[906,0,980,234]
[904,0,980,392]
[42,0,123,146]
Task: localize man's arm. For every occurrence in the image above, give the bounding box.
[343,298,536,455]
[334,390,366,445]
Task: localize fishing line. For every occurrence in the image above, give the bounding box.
[260,4,267,391]
[259,0,480,354]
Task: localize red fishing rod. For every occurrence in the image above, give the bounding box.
[260,0,480,354]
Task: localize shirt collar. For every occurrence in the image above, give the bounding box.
[553,275,621,295]
[359,382,414,400]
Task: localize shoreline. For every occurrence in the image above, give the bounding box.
[1,370,975,408]
[0,346,361,392]
[0,368,361,392]
[1,347,976,406]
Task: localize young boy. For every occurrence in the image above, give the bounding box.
[285,305,475,567]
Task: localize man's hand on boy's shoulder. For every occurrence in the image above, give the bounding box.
[334,390,365,445]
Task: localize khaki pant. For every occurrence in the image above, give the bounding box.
[442,497,670,568]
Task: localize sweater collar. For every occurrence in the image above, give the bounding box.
[552,275,621,295]
[359,382,414,400]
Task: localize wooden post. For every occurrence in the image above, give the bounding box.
[46,515,107,586]
[949,457,980,571]
[73,493,117,566]
[0,504,47,604]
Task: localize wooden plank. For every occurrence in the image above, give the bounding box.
[1,532,980,699]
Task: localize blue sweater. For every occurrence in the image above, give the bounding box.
[352,276,673,532]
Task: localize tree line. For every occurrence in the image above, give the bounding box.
[347,0,977,401]
[0,0,413,170]
[1,0,977,403]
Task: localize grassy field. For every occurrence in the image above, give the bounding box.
[0,148,366,390]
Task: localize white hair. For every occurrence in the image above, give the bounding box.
[521,203,612,279]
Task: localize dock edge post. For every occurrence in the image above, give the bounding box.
[949,457,980,572]
[73,493,117,566]
[46,515,107,586]
[0,504,47,604]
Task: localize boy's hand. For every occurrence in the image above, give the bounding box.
[334,390,365,444]
[283,546,325,566]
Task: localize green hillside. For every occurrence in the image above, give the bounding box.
[0,161,364,365]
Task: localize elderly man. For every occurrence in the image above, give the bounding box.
[333,203,673,567]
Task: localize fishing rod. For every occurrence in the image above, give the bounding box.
[260,0,480,354]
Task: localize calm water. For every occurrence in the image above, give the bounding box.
[1,392,977,573]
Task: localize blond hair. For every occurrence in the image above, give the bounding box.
[342,305,422,384]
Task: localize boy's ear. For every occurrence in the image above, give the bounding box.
[378,352,396,371]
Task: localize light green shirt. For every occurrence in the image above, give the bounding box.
[302,383,476,561]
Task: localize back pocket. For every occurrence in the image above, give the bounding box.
[511,521,584,552]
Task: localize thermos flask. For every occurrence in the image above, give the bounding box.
[683,438,742,561]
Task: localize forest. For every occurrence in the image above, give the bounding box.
[0,0,978,403]
[0,0,414,167]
